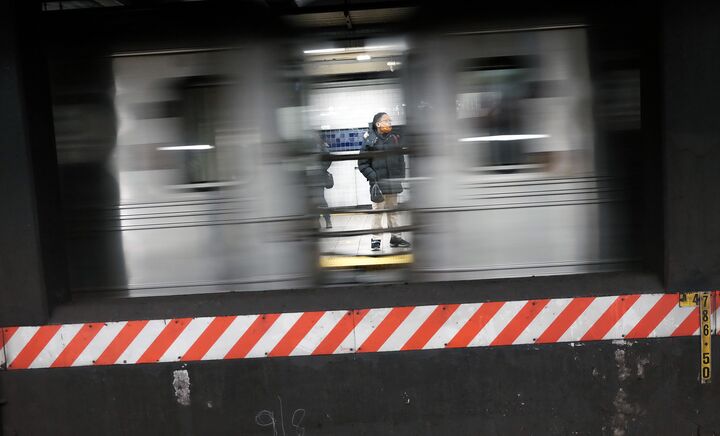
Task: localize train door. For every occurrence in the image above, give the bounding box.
[299,37,414,283]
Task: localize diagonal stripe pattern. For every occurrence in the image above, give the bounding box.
[0,292,716,370]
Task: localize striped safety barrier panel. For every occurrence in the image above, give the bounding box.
[0,292,716,370]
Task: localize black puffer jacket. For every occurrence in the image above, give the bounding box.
[357,128,406,195]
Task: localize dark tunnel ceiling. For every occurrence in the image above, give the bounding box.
[40,0,419,15]
[40,0,420,31]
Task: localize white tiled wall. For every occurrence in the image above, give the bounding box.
[324,159,370,207]
[308,84,406,130]
[310,82,407,207]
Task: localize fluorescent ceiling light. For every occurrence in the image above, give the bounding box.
[303,48,347,54]
[459,134,549,142]
[303,43,406,55]
[157,145,215,151]
[356,54,371,61]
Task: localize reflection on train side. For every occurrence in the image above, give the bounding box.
[50,24,640,297]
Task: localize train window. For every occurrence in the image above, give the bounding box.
[456,56,537,173]
[453,35,596,180]
[112,55,247,202]
[175,76,224,186]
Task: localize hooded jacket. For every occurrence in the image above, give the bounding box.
[357,125,406,195]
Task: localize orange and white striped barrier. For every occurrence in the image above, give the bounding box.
[0,292,715,370]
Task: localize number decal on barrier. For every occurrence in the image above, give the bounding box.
[700,292,712,384]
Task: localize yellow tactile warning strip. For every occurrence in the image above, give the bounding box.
[319,253,414,268]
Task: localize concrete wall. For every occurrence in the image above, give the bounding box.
[2,1,720,435]
[2,338,718,435]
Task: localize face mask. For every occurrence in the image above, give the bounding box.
[379,125,392,134]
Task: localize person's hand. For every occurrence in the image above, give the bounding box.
[370,182,384,203]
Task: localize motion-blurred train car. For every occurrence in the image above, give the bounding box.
[48,3,640,296]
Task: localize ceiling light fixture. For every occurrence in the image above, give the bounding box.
[157,145,215,151]
[303,48,346,55]
[459,134,549,142]
[303,43,407,56]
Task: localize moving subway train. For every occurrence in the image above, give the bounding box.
[47,6,642,297]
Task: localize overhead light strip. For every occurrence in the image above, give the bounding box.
[157,145,215,151]
[459,134,549,142]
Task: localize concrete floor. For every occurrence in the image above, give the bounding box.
[318,212,413,256]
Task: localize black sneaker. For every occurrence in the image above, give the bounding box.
[371,239,381,251]
[389,236,411,248]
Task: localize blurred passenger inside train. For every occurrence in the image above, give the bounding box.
[485,91,523,170]
[358,112,411,251]
[308,133,333,229]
